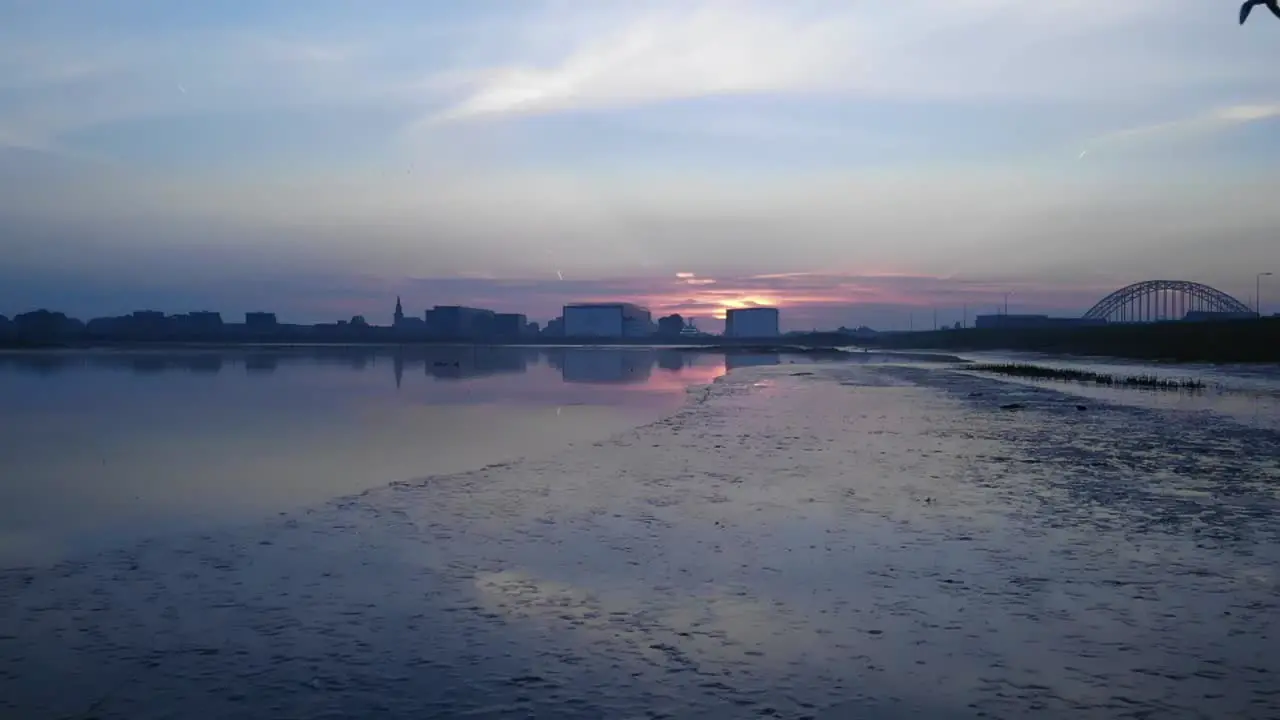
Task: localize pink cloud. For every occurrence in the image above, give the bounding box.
[374,271,1118,332]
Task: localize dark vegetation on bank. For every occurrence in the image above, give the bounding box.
[5,316,1278,364]
[0,336,854,353]
[861,318,1280,364]
[967,363,1207,391]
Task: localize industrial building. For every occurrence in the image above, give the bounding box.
[562,303,653,338]
[245,312,278,329]
[974,314,1106,330]
[492,313,534,339]
[723,307,780,338]
[426,305,495,338]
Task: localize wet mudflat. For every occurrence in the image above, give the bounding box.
[2,361,1278,718]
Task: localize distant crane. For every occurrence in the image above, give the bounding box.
[1240,0,1280,24]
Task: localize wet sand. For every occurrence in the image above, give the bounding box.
[2,363,1278,718]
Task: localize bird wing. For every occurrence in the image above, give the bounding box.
[1267,0,1280,19]
[1241,0,1257,23]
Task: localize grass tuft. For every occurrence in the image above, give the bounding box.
[967,363,1205,390]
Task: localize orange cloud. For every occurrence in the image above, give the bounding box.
[625,272,1114,328]
[393,271,1116,332]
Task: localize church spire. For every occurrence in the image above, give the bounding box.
[394,296,404,325]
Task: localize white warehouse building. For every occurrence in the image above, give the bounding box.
[563,303,653,338]
[724,307,780,338]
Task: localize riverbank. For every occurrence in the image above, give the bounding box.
[863,317,1280,363]
[6,318,1279,363]
[3,362,1276,718]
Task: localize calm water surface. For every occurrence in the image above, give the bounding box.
[0,347,735,565]
[2,348,1278,718]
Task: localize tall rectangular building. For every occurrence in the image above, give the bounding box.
[426,305,496,338]
[492,313,530,339]
[245,312,278,329]
[724,307,780,338]
[563,303,652,338]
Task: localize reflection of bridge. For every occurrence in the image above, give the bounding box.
[1083,280,1252,323]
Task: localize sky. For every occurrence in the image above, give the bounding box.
[1,0,1278,331]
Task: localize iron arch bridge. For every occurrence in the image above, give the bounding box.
[1083,280,1252,323]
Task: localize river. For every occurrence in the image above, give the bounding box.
[1,347,1277,718]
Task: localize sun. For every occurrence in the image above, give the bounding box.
[712,296,780,319]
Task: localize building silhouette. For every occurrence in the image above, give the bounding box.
[492,313,534,340]
[392,297,426,334]
[562,303,653,338]
[724,308,780,338]
[427,305,495,339]
[245,312,278,330]
[12,310,83,339]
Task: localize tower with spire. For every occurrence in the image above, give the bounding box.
[394,296,404,327]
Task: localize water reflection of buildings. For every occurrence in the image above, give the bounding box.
[393,346,535,387]
[0,353,81,374]
[553,348,655,384]
[422,346,532,381]
[244,354,279,374]
[0,352,241,375]
[187,355,224,374]
[0,346,723,386]
[657,349,692,372]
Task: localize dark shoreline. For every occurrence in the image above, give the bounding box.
[4,317,1278,364]
[859,318,1280,364]
[0,343,973,368]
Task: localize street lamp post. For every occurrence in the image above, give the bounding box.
[1259,272,1274,318]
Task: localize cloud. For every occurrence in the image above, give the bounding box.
[2,0,1278,326]
[1083,102,1280,153]
[676,272,716,286]
[426,0,1267,126]
[380,271,1117,331]
[0,14,445,153]
[5,0,1276,154]
[430,2,857,123]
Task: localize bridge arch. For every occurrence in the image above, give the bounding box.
[1083,280,1251,323]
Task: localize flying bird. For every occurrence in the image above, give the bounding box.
[1240,0,1280,24]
